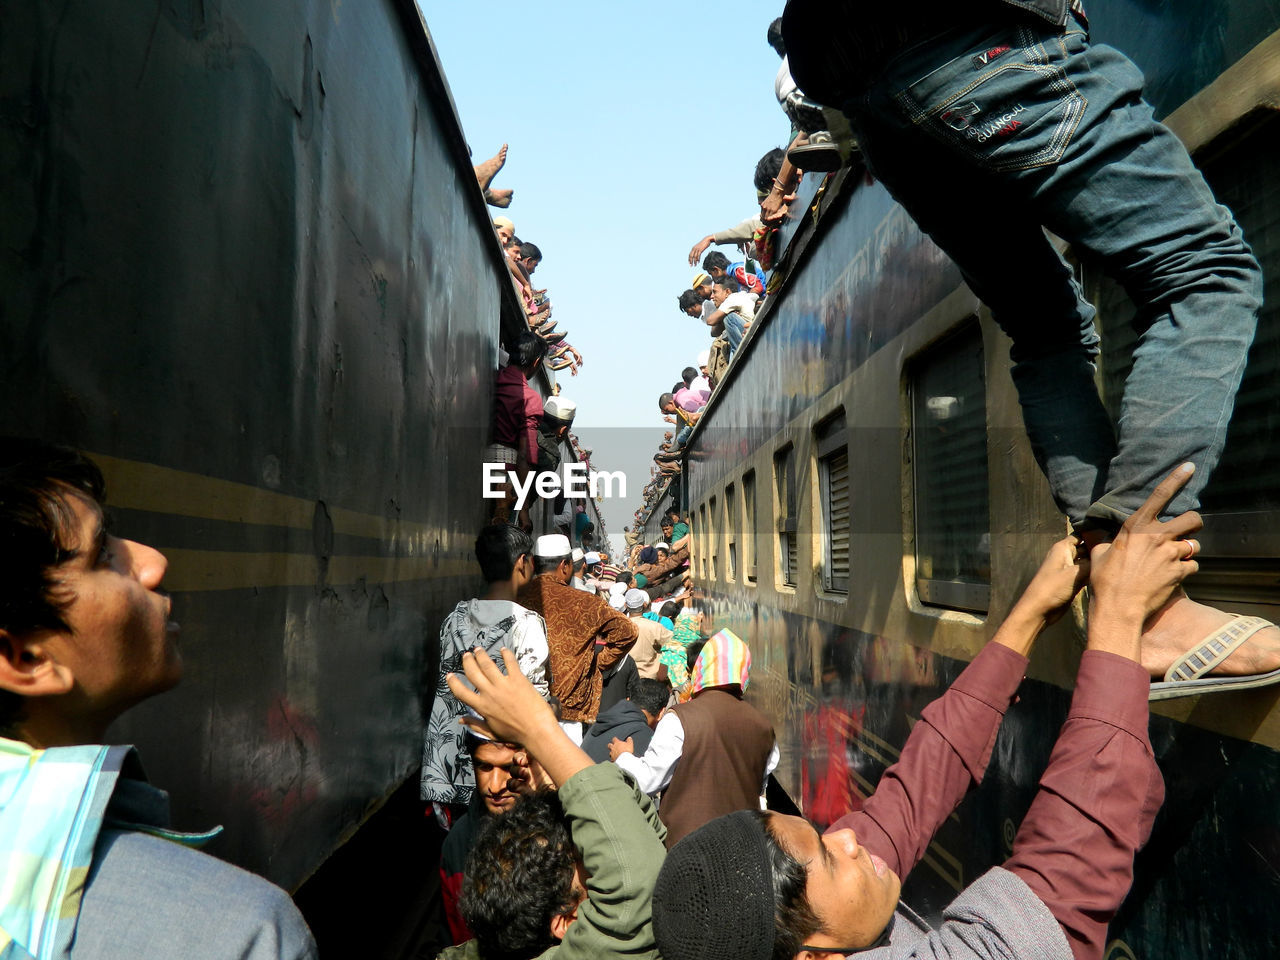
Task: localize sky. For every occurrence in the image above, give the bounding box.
[422,1,789,553]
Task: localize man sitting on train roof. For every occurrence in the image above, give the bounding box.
[0,439,316,959]
[701,250,766,298]
[674,366,710,412]
[705,275,757,354]
[655,394,698,460]
[439,647,666,960]
[652,467,1213,960]
[780,0,1280,696]
[609,629,778,850]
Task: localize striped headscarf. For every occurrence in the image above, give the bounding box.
[688,629,752,696]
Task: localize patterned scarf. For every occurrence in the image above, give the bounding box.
[688,629,752,696]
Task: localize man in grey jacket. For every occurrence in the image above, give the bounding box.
[654,466,1201,960]
[0,440,315,959]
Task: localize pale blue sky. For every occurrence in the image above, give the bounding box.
[422,1,789,544]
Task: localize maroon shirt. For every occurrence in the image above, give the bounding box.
[492,365,542,464]
[829,644,1162,960]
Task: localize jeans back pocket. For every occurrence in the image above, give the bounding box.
[893,26,1086,173]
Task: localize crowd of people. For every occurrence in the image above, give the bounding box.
[644,17,859,482]
[479,146,602,537]
[421,524,761,956]
[7,3,1279,960]
[419,463,1238,960]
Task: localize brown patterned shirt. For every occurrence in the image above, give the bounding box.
[517,574,638,723]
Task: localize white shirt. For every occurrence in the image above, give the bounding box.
[614,711,780,803]
[775,56,797,105]
[719,291,757,321]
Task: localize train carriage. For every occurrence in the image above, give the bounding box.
[680,5,1280,956]
[0,0,572,913]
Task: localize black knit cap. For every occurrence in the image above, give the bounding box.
[652,811,775,960]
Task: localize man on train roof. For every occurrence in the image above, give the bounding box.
[779,0,1280,693]
[0,439,316,959]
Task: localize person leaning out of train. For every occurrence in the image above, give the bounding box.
[652,465,1205,960]
[661,511,690,552]
[488,331,547,532]
[0,439,317,960]
[610,629,778,850]
[440,647,667,960]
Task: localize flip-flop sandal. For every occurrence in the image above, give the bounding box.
[1148,614,1280,701]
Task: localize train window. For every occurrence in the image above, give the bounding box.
[709,495,719,581]
[773,445,798,588]
[909,323,991,612]
[743,469,758,584]
[1095,113,1280,557]
[816,412,850,594]
[725,483,738,582]
[699,503,708,579]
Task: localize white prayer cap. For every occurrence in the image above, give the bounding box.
[572,547,584,563]
[625,589,649,610]
[697,350,710,366]
[584,551,602,565]
[544,396,577,423]
[534,534,572,558]
[655,542,670,550]
[609,581,628,597]
[608,592,627,611]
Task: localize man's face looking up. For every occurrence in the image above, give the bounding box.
[472,740,528,815]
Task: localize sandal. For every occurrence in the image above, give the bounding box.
[1148,615,1280,701]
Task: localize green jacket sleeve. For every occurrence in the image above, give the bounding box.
[552,763,667,960]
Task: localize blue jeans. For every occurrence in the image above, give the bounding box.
[723,312,747,353]
[847,15,1262,525]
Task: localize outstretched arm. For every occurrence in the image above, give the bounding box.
[1005,464,1200,960]
[829,535,1089,875]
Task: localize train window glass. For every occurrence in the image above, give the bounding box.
[726,483,738,582]
[709,495,719,581]
[910,323,991,612]
[773,445,798,587]
[816,412,850,594]
[1095,113,1280,548]
[743,469,758,584]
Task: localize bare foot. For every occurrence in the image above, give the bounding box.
[485,188,513,208]
[473,144,508,190]
[1140,588,1280,679]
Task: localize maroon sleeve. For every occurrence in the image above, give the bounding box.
[1004,651,1163,960]
[826,642,1027,876]
[441,865,472,944]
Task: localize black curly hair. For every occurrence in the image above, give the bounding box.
[462,790,582,960]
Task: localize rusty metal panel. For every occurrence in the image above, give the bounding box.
[0,0,513,887]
